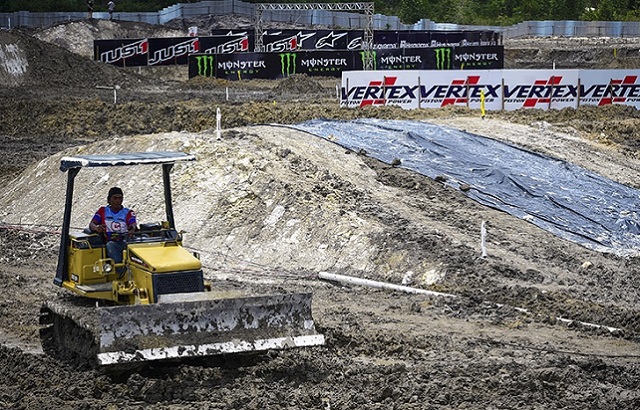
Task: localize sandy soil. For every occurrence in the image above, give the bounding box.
[1,18,640,410]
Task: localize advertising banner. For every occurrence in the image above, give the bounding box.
[188,46,503,81]
[341,70,422,109]
[452,46,504,70]
[276,51,352,77]
[353,49,429,71]
[94,38,148,67]
[427,30,501,47]
[341,70,503,110]
[353,46,503,71]
[189,50,353,80]
[372,30,502,49]
[147,37,200,66]
[416,70,503,110]
[342,69,640,111]
[200,53,269,80]
[209,29,502,51]
[579,70,640,109]
[262,31,318,52]
[199,34,251,54]
[501,69,579,110]
[95,29,503,68]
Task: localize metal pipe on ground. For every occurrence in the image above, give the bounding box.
[318,272,623,335]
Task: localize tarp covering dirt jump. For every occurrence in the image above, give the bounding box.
[290,118,640,256]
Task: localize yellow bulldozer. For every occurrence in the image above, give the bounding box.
[39,151,324,368]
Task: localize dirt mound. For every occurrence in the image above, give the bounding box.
[33,18,185,58]
[165,14,257,32]
[164,14,327,32]
[273,74,330,95]
[504,36,640,69]
[0,28,144,88]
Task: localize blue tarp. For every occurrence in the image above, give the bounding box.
[289,118,640,256]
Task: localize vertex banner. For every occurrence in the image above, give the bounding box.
[579,70,640,108]
[341,69,640,111]
[502,70,579,110]
[341,70,503,109]
[341,71,422,108]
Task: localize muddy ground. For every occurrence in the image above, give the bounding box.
[1,18,640,409]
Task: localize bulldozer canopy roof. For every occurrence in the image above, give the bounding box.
[60,151,195,172]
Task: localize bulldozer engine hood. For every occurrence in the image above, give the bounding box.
[128,243,201,272]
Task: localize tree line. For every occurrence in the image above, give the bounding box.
[1,0,639,25]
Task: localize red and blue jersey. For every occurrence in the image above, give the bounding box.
[92,205,136,241]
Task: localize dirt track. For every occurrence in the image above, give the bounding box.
[1,18,640,409]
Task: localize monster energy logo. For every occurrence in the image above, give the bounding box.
[280,53,297,76]
[435,48,452,70]
[195,55,215,77]
[359,50,377,70]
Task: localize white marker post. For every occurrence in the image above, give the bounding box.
[216,108,222,140]
[96,85,120,105]
[481,220,487,258]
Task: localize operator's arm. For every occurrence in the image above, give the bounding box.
[127,209,138,233]
[90,207,106,233]
[90,220,105,233]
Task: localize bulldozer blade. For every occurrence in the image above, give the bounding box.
[96,292,324,366]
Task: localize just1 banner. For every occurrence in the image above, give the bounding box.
[341,69,640,111]
[199,34,252,54]
[146,37,200,66]
[261,30,362,52]
[341,70,504,109]
[208,29,501,51]
[94,38,148,67]
[94,37,200,66]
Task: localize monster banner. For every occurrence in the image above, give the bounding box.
[188,46,503,81]
[197,53,269,80]
[189,50,353,80]
[355,46,504,71]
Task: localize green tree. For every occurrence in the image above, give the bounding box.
[549,0,587,20]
